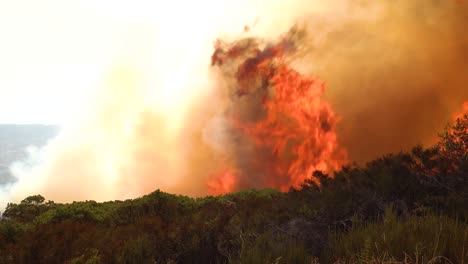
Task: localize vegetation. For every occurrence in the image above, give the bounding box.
[0,115,467,263]
[325,210,467,263]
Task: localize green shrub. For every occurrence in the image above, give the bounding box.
[68,248,102,264]
[324,209,468,263]
[0,220,27,243]
[231,232,312,264]
[117,235,154,264]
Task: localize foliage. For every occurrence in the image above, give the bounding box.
[324,209,468,263]
[68,248,102,264]
[0,115,466,263]
[116,236,154,264]
[233,232,312,264]
[2,194,54,223]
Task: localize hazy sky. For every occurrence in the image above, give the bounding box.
[1,1,112,124]
[0,0,350,125]
[0,0,209,124]
[2,1,197,124]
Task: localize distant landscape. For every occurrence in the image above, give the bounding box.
[0,125,59,185]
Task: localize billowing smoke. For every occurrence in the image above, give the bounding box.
[300,0,468,162]
[206,28,347,194]
[2,0,467,207]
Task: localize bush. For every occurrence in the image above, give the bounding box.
[116,235,154,264]
[231,232,312,264]
[324,208,468,263]
[68,248,102,264]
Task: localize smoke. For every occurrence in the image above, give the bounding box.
[453,101,468,121]
[2,0,467,207]
[299,0,468,162]
[206,29,348,194]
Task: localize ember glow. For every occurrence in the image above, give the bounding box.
[207,30,347,194]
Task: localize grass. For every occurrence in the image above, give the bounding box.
[323,209,468,264]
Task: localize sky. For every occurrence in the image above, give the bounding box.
[0,0,322,125]
[0,1,114,124]
[0,0,219,124]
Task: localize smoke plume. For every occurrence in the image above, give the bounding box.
[301,0,468,162]
[206,28,347,194]
[2,0,467,207]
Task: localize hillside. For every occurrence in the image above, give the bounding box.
[0,116,466,264]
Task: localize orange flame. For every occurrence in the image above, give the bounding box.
[208,31,347,194]
[207,168,238,196]
[453,101,468,121]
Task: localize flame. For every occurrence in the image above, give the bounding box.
[453,101,468,121]
[207,168,238,196]
[207,29,347,194]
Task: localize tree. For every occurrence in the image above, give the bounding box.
[438,114,468,165]
[20,194,45,205]
[435,114,468,187]
[2,195,53,222]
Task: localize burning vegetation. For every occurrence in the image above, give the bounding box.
[207,28,347,194]
[0,113,467,263]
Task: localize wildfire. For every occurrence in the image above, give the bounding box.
[207,168,239,196]
[453,101,468,121]
[207,29,347,195]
